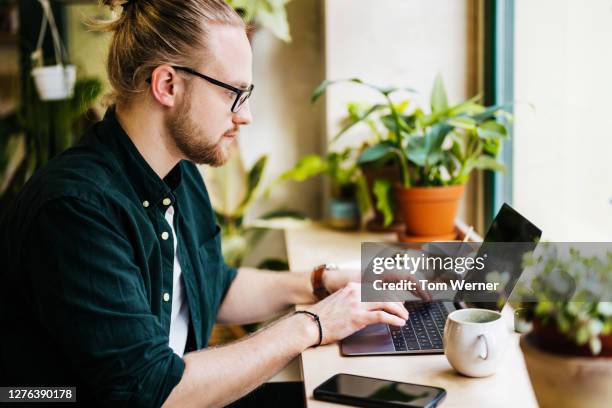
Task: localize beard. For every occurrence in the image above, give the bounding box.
[166,96,235,167]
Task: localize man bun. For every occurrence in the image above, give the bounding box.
[91,0,245,106]
[100,0,128,8]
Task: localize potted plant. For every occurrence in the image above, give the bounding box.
[311,80,416,232]
[274,147,371,230]
[228,0,292,42]
[313,75,510,240]
[517,243,612,408]
[30,0,76,101]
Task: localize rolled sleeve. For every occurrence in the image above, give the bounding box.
[25,197,184,407]
[221,263,238,302]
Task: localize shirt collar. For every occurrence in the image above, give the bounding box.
[96,107,183,209]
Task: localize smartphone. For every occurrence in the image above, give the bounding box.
[313,373,446,408]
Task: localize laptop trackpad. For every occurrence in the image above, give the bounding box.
[341,323,395,355]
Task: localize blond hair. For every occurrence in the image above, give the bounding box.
[95,0,245,106]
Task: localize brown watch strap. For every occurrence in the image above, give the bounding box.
[311,264,332,301]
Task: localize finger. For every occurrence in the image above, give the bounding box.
[385,302,409,320]
[382,273,432,301]
[365,310,407,327]
[413,281,432,301]
[366,301,409,320]
[404,275,432,301]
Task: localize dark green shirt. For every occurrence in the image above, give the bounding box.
[0,108,237,407]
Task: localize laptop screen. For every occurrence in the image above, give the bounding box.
[457,203,542,310]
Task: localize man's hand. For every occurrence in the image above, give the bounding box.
[322,265,360,293]
[322,265,432,301]
[303,282,408,346]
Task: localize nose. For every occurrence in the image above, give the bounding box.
[232,100,252,125]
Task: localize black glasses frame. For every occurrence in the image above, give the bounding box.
[172,66,254,113]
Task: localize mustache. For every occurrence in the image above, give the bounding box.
[224,126,240,136]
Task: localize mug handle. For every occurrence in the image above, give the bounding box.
[477,334,489,360]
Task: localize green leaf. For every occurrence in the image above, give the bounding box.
[482,138,501,156]
[331,103,386,144]
[326,149,356,187]
[311,78,364,104]
[236,155,268,215]
[277,154,327,182]
[471,104,511,122]
[446,116,477,130]
[373,178,394,226]
[221,233,249,268]
[406,135,427,167]
[380,113,413,134]
[576,327,589,345]
[430,74,449,113]
[355,174,372,216]
[447,94,484,116]
[357,142,398,165]
[450,139,465,163]
[393,100,410,113]
[200,144,248,217]
[409,123,454,167]
[229,0,292,42]
[477,120,508,140]
[472,156,506,172]
[248,156,268,192]
[71,78,102,119]
[535,301,554,316]
[254,0,292,42]
[311,78,416,104]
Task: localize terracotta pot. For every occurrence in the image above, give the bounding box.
[394,184,465,237]
[520,335,612,408]
[361,163,404,232]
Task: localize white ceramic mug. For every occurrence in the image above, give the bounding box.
[443,308,509,377]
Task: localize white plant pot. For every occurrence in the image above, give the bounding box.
[520,336,612,408]
[31,64,76,101]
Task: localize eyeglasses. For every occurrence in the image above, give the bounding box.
[172,66,254,113]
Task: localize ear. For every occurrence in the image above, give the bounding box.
[149,65,183,107]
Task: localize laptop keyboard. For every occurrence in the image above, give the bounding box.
[389,301,449,351]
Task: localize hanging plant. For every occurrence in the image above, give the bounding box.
[30,0,76,101]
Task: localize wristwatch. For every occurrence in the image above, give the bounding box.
[311,263,338,300]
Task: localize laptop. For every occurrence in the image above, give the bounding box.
[341,203,542,356]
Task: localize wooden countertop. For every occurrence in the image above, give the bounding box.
[285,224,538,408]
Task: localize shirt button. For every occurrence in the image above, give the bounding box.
[162,197,171,206]
[163,292,170,302]
[142,200,150,208]
[161,231,170,240]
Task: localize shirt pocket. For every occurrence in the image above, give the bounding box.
[197,225,225,308]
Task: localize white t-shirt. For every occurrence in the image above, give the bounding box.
[164,205,190,357]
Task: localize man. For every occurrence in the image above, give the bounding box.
[0,1,408,406]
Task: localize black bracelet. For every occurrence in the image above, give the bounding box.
[294,310,322,347]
